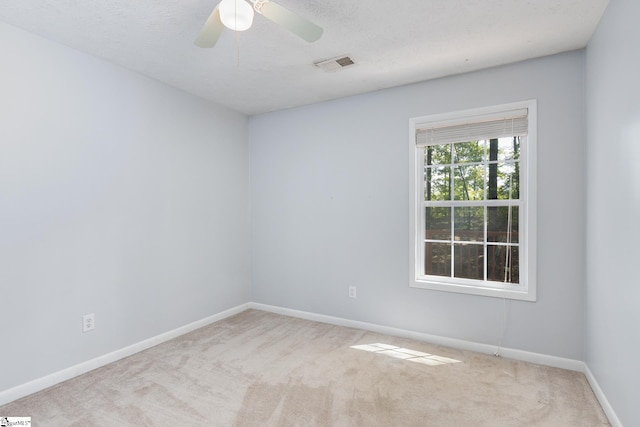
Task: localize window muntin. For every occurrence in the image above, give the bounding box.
[410,101,536,301]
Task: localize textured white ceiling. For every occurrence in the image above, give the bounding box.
[0,0,609,115]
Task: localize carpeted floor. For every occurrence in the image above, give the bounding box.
[1,309,609,426]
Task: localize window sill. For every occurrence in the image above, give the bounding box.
[411,278,536,302]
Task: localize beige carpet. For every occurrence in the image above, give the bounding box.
[1,309,609,426]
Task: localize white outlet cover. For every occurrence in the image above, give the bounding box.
[82,313,95,332]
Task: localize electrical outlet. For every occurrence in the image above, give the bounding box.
[349,286,357,299]
[82,313,95,333]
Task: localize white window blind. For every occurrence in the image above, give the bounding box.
[416,109,528,146]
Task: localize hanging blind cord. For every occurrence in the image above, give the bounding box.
[494,298,508,357]
[495,136,518,357]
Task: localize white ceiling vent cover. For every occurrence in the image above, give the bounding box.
[314,55,356,72]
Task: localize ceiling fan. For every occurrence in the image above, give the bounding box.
[194,0,323,48]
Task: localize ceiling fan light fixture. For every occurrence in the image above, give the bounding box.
[219,0,254,32]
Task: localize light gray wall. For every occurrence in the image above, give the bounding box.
[0,23,251,392]
[250,51,586,359]
[585,0,640,424]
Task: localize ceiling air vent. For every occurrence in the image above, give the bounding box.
[314,55,356,72]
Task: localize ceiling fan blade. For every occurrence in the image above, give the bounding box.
[256,1,323,43]
[194,6,225,48]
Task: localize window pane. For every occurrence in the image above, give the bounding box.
[454,165,484,200]
[424,144,451,165]
[424,242,451,277]
[453,140,484,163]
[487,245,519,283]
[425,207,451,240]
[498,137,520,161]
[487,206,519,243]
[454,207,484,242]
[454,243,484,280]
[487,162,519,200]
[424,166,451,201]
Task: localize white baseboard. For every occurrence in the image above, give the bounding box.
[248,302,584,372]
[584,365,623,427]
[0,303,249,407]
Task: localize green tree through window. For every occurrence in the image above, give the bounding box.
[423,137,521,284]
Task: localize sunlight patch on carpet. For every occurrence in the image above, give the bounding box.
[350,343,461,366]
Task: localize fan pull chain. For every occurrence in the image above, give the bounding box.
[236,28,241,67]
[235,0,239,67]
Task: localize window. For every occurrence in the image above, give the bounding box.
[409,100,537,301]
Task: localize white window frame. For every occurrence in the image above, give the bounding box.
[409,100,537,301]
